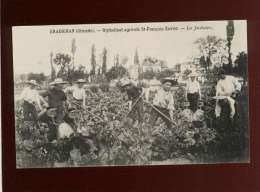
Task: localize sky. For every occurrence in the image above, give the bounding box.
[12,20,247,75]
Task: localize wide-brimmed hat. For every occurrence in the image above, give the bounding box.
[68,107,78,113]
[120,78,132,87]
[49,78,68,85]
[46,107,57,111]
[25,80,39,86]
[161,77,177,86]
[75,79,87,84]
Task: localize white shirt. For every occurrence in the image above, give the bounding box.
[216,75,241,96]
[65,85,86,106]
[19,87,42,108]
[72,87,86,100]
[66,86,86,100]
[186,80,201,94]
[58,122,74,139]
[153,88,175,110]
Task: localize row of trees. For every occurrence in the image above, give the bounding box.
[50,44,129,83]
[141,51,247,82]
[195,21,235,73]
[21,49,247,85]
[20,31,247,84]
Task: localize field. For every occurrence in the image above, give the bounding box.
[15,84,249,168]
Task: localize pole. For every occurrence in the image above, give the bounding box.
[144,101,177,126]
[123,91,144,119]
[84,108,105,122]
[72,52,75,82]
[72,101,105,122]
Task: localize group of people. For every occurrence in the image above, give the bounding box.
[17,69,243,142]
[120,70,242,132]
[18,78,88,141]
[120,73,200,131]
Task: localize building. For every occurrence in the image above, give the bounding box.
[142,57,167,72]
[128,64,139,80]
[173,58,202,83]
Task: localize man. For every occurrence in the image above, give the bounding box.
[65,79,87,109]
[186,72,201,112]
[18,80,48,121]
[121,78,144,124]
[38,107,57,141]
[145,76,160,102]
[41,78,67,123]
[148,78,175,129]
[215,69,241,119]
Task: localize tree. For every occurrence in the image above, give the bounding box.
[50,52,56,80]
[234,52,248,78]
[156,69,175,80]
[90,44,96,75]
[182,69,192,80]
[134,49,139,65]
[142,70,156,80]
[121,56,129,66]
[226,21,235,73]
[106,66,128,81]
[71,65,88,81]
[27,73,47,84]
[115,54,120,67]
[102,48,107,74]
[53,53,72,81]
[51,67,56,81]
[195,36,227,71]
[134,49,142,81]
[71,38,77,73]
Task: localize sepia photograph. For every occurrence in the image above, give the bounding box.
[12,20,249,168]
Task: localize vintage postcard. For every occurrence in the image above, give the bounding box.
[12,20,249,168]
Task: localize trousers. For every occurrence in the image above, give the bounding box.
[187,92,199,112]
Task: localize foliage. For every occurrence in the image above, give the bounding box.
[194,36,227,71]
[233,52,248,78]
[173,86,186,110]
[142,57,167,68]
[71,65,88,81]
[134,49,139,65]
[15,76,250,167]
[15,87,221,167]
[50,65,56,81]
[27,73,47,84]
[121,56,129,66]
[99,83,110,92]
[204,66,223,84]
[89,85,99,93]
[182,69,192,80]
[150,108,217,161]
[102,48,107,74]
[53,53,72,81]
[115,54,120,67]
[106,66,128,81]
[156,69,176,80]
[142,70,156,80]
[90,44,96,75]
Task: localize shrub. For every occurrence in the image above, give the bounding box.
[99,83,110,92]
[89,85,99,93]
